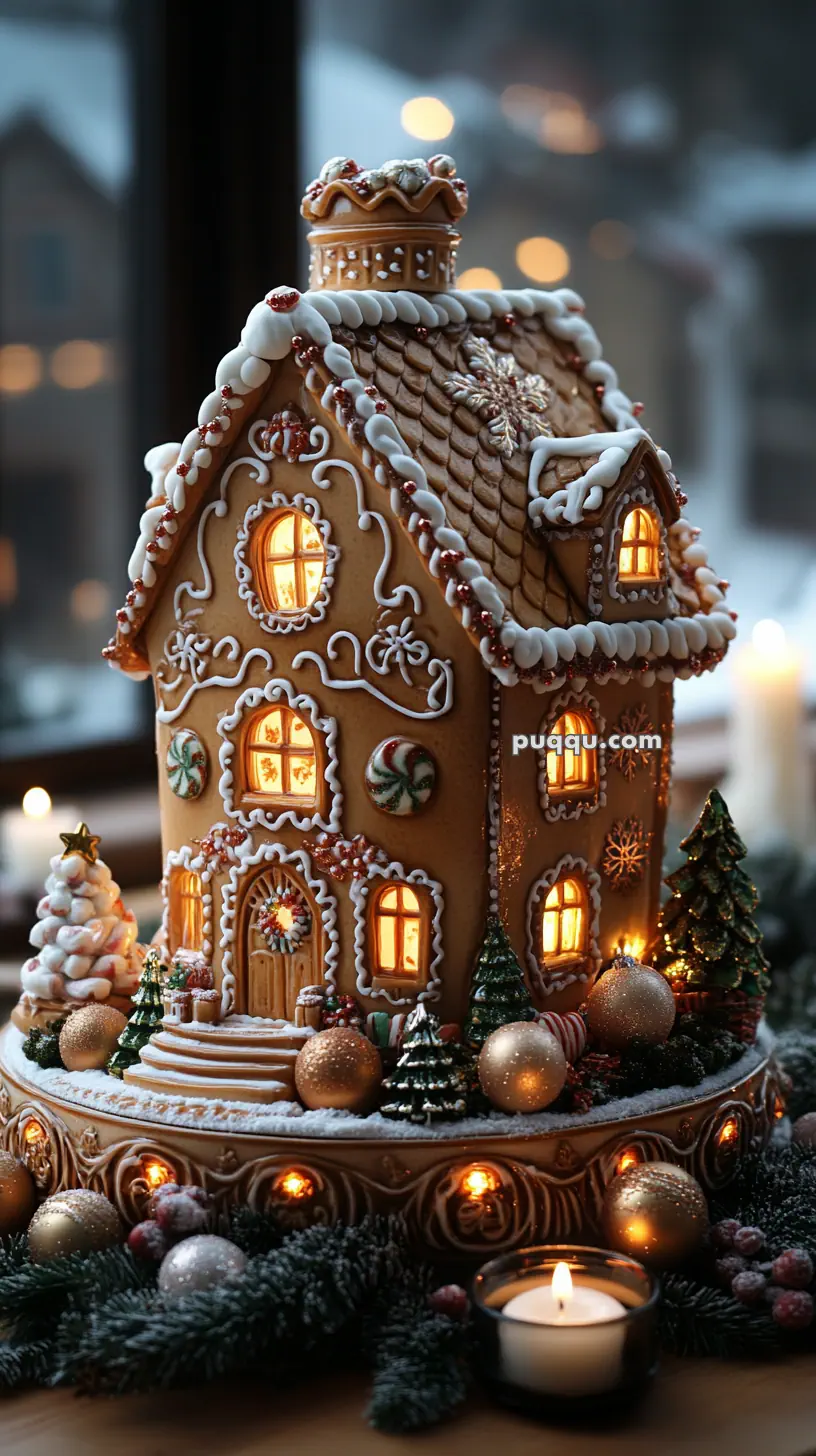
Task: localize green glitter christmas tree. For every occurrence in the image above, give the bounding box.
[107,948,165,1078]
[655,788,770,998]
[464,914,535,1049]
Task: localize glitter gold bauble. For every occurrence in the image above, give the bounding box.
[158,1234,247,1301]
[0,1151,37,1235]
[602,1160,709,1267]
[586,960,676,1051]
[27,1188,123,1263]
[294,1027,383,1113]
[59,1004,129,1072]
[477,1021,567,1114]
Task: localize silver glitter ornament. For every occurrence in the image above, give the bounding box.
[157,1234,247,1300]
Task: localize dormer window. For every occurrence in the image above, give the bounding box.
[253,509,326,615]
[618,507,660,583]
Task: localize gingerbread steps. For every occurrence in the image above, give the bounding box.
[123,1018,312,1104]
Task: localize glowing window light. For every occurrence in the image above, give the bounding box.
[616,1149,640,1176]
[619,507,660,581]
[276,1169,314,1200]
[142,1156,175,1191]
[461,1165,498,1200]
[400,96,454,141]
[0,344,42,395]
[515,237,570,285]
[374,884,423,978]
[546,709,597,796]
[457,267,503,291]
[22,787,52,819]
[259,510,325,615]
[718,1117,739,1147]
[541,877,586,962]
[50,340,108,390]
[246,706,318,803]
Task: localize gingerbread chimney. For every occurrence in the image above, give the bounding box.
[301,155,468,293]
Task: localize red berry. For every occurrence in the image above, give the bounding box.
[127,1221,169,1261]
[733,1226,765,1257]
[772,1289,814,1331]
[154,1191,209,1239]
[711,1218,742,1251]
[428,1284,469,1322]
[715,1254,748,1287]
[149,1182,181,1215]
[731,1269,767,1305]
[771,1249,814,1290]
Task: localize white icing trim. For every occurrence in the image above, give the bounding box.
[162,846,215,960]
[528,428,669,527]
[668,517,728,615]
[349,861,443,1007]
[234,491,339,635]
[487,679,501,915]
[311,456,422,613]
[293,623,454,720]
[219,841,339,1019]
[525,856,602,999]
[537,690,607,823]
[117,286,732,687]
[217,678,342,834]
[607,477,668,608]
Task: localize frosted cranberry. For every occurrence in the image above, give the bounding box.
[733,1226,765,1257]
[710,1218,741,1251]
[149,1182,181,1216]
[771,1249,814,1290]
[154,1192,209,1239]
[772,1290,814,1331]
[428,1284,469,1322]
[127,1221,169,1261]
[731,1270,767,1305]
[715,1254,747,1287]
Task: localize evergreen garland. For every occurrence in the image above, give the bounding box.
[21,1019,67,1070]
[363,1276,468,1432]
[659,1275,780,1358]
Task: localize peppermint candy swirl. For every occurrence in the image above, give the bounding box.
[364,737,436,816]
[166,728,208,800]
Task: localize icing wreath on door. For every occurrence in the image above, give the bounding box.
[241,865,321,1019]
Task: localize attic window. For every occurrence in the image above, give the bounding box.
[245,706,318,805]
[253,509,326,615]
[619,507,660,582]
[372,883,428,984]
[541,875,587,965]
[546,709,598,800]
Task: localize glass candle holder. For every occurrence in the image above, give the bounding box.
[472,1245,660,1422]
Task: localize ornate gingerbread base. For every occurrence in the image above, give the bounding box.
[0,1023,780,1257]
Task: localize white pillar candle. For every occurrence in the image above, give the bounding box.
[0,791,80,894]
[722,619,813,851]
[499,1261,626,1397]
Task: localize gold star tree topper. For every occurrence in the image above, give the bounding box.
[59,822,101,864]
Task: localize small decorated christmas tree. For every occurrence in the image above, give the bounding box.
[107,949,165,1078]
[18,822,144,1024]
[381,1002,467,1124]
[464,915,535,1049]
[655,789,770,1033]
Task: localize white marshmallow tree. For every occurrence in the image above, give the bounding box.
[20,823,144,1009]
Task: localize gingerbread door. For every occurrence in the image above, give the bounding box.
[241,865,321,1020]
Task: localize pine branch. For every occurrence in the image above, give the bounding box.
[363,1277,469,1433]
[0,1338,55,1391]
[0,1245,154,1341]
[0,1234,30,1279]
[660,1275,781,1359]
[227,1205,285,1258]
[54,1217,411,1394]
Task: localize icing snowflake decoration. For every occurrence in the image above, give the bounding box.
[601,818,651,891]
[443,336,553,459]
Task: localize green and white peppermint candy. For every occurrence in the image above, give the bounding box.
[166,728,208,800]
[364,737,436,816]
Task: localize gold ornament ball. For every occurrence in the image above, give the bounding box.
[478,1021,567,1114]
[586,961,676,1051]
[602,1160,709,1267]
[0,1150,37,1235]
[27,1188,123,1263]
[59,1004,129,1072]
[294,1027,383,1113]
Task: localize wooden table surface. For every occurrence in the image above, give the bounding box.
[1,1356,815,1456]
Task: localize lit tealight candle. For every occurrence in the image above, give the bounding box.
[500,1260,626,1398]
[722,619,813,850]
[0,790,80,894]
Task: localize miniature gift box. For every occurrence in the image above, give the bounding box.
[191,989,220,1024]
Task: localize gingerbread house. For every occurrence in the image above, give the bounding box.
[98,154,735,1103]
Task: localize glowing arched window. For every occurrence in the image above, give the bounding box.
[254,510,326,615]
[373,884,426,980]
[546,709,597,798]
[246,706,318,803]
[619,507,660,582]
[541,876,587,963]
[169,868,203,953]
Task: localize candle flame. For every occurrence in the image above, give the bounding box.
[552,1261,573,1307]
[22,787,52,819]
[752,618,787,657]
[617,935,646,961]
